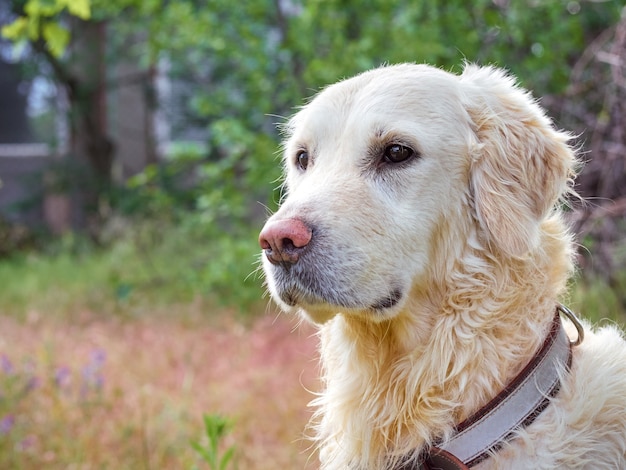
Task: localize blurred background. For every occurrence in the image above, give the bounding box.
[0,0,624,468]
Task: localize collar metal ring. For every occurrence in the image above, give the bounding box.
[557,304,585,346]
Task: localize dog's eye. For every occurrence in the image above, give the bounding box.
[383,144,415,164]
[296,150,309,171]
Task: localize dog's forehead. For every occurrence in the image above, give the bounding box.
[286,65,463,145]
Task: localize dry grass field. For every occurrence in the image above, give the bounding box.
[0,307,319,469]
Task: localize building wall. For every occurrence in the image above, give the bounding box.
[0,146,48,226]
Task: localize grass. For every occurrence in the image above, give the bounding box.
[0,309,319,469]
[0,220,264,320]
[568,271,626,328]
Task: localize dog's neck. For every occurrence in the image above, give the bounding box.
[311,215,574,470]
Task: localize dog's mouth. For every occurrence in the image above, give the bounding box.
[277,283,404,316]
[369,288,403,310]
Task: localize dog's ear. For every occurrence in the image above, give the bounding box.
[460,65,577,258]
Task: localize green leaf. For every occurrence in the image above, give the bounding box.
[219,447,235,470]
[24,0,60,17]
[63,0,91,20]
[42,21,70,57]
[191,414,236,469]
[190,441,214,463]
[0,17,29,40]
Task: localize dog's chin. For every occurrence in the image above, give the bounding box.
[298,306,341,325]
[272,288,406,325]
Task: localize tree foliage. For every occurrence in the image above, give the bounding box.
[2,0,90,57]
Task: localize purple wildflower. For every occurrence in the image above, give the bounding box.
[54,367,71,389]
[80,349,107,397]
[1,355,13,375]
[17,435,36,451]
[90,349,106,366]
[0,415,15,435]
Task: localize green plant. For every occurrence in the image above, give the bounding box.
[191,414,236,470]
[569,273,626,328]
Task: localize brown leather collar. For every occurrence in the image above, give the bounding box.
[397,306,582,470]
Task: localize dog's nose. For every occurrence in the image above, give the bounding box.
[259,218,312,265]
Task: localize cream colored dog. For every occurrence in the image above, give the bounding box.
[258,64,626,469]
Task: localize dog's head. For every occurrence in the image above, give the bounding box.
[259,64,576,324]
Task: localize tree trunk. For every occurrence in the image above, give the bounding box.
[40,19,116,229]
[69,19,114,191]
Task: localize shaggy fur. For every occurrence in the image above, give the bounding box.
[259,64,626,469]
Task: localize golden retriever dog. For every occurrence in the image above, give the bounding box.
[258,64,626,469]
